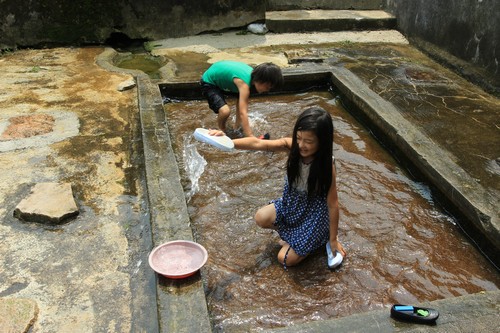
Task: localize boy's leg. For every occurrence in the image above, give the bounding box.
[201,80,230,131]
[217,105,231,132]
[254,203,277,229]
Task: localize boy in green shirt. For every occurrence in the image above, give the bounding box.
[200,61,283,137]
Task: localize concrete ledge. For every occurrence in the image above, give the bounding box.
[158,71,332,100]
[148,30,408,56]
[266,0,384,11]
[137,75,212,332]
[266,10,396,33]
[266,291,500,332]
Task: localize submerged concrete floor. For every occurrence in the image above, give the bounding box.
[0,29,498,332]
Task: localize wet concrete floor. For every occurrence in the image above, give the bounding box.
[0,47,157,332]
[0,28,498,332]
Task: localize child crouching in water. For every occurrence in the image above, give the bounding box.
[215,106,346,268]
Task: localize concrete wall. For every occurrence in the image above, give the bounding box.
[1,0,498,88]
[385,0,499,81]
[0,0,265,49]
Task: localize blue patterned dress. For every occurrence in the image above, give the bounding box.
[272,162,330,257]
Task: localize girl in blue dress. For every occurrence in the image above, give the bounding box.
[231,106,346,268]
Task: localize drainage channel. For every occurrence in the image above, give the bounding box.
[96,46,499,331]
[158,69,500,269]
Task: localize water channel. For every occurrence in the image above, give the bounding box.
[163,91,500,332]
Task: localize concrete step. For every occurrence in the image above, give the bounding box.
[266,10,396,33]
[267,0,384,11]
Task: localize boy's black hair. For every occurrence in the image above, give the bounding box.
[287,106,334,197]
[251,62,284,90]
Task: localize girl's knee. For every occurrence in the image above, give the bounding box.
[254,210,267,228]
[254,204,276,229]
[277,246,304,267]
[254,208,272,228]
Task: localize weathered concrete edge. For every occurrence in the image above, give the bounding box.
[329,66,500,261]
[266,0,385,11]
[266,290,500,332]
[266,11,396,33]
[136,75,212,332]
[97,48,212,332]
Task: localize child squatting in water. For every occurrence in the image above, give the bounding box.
[200,60,283,138]
[212,106,346,268]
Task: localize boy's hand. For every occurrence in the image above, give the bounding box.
[258,133,270,140]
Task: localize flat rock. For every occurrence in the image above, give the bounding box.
[117,79,136,91]
[0,297,38,333]
[14,182,79,224]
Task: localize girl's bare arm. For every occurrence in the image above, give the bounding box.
[327,163,346,257]
[233,137,292,152]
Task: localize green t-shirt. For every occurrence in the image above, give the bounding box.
[201,61,252,93]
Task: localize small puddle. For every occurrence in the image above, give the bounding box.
[163,91,500,332]
[114,53,166,79]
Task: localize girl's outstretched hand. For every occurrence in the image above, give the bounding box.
[331,239,346,257]
[208,129,225,136]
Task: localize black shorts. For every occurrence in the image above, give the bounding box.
[200,79,227,114]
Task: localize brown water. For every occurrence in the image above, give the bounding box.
[164,91,499,332]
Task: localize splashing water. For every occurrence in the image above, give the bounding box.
[182,136,207,201]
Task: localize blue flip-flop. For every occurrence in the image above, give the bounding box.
[391,304,439,324]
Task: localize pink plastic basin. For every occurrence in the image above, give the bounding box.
[148,240,208,279]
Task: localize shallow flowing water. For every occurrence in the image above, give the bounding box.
[164,91,499,332]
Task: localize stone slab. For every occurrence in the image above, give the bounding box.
[0,298,38,333]
[13,182,79,224]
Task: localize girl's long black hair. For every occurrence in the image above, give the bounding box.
[287,106,334,197]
